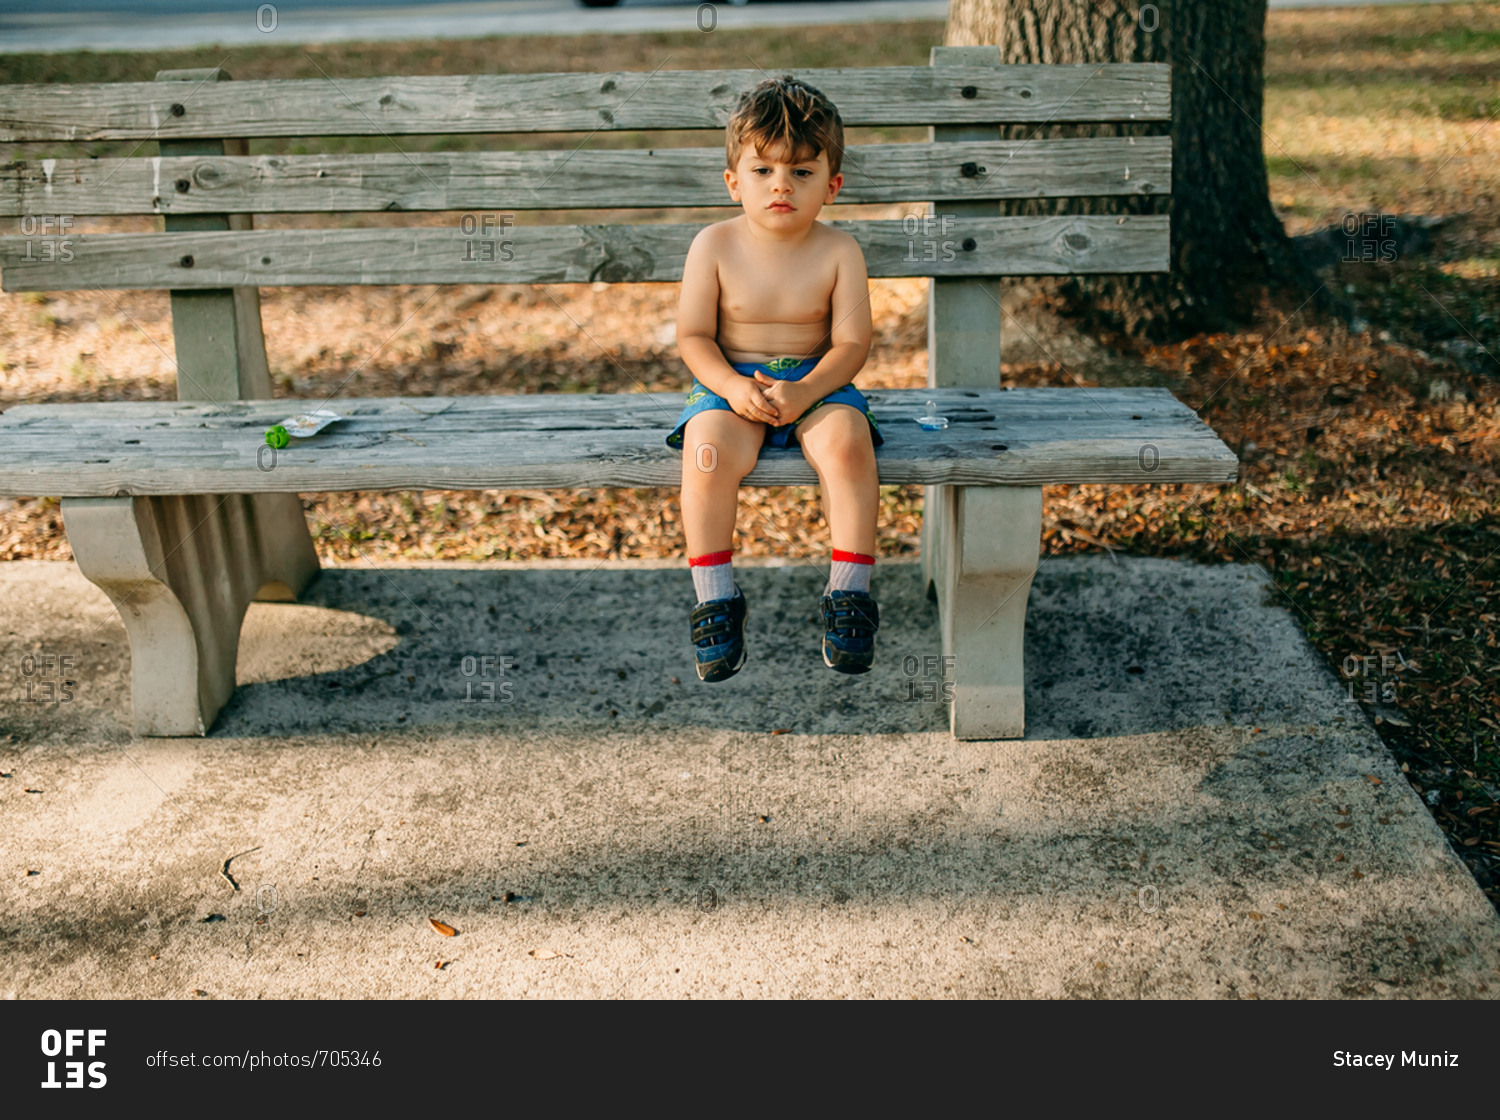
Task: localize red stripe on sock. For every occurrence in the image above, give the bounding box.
[689,550,733,567]
[831,549,875,565]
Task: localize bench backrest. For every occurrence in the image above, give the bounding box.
[1,53,1170,403]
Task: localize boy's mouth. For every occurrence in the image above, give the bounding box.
[769,202,794,211]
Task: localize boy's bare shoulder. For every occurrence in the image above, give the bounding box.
[814,221,858,245]
[813,221,865,259]
[690,215,746,254]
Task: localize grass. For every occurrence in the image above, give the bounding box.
[1,5,1499,908]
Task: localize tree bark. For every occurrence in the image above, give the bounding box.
[946,0,1316,339]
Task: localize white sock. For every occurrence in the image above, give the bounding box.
[690,550,735,602]
[827,549,874,595]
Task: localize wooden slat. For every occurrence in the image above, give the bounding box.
[0,65,1171,142]
[0,216,1169,290]
[0,389,1238,496]
[0,138,1171,216]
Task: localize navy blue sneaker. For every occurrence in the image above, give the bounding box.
[820,589,879,674]
[691,584,747,682]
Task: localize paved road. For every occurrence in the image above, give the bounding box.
[1,0,944,54]
[0,0,1466,55]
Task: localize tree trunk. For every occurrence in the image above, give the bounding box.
[946,0,1316,339]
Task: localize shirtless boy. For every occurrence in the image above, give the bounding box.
[666,75,882,683]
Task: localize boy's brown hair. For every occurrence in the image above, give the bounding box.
[725,75,844,178]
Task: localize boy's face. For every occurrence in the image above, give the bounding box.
[725,142,843,233]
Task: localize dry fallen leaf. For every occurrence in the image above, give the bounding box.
[529,948,561,960]
[429,918,458,937]
[1249,911,1264,921]
[1367,775,1382,784]
[771,728,791,735]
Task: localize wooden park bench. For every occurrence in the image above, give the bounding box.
[0,50,1238,740]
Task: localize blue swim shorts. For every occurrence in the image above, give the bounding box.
[665,356,884,451]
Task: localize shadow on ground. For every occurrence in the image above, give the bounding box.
[2,557,1496,998]
[33,556,1340,742]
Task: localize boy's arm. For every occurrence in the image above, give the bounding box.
[677,226,780,424]
[770,236,872,411]
[676,227,737,396]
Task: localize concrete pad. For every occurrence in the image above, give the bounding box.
[1,555,1496,999]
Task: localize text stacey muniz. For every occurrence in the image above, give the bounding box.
[1333,1051,1458,1070]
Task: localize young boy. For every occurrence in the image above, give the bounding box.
[666,75,882,683]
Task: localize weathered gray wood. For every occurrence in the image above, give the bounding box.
[1,387,1206,424]
[0,65,1172,141]
[156,69,272,403]
[924,47,1009,604]
[0,389,1239,496]
[0,138,1172,216]
[0,216,1170,291]
[154,68,320,607]
[62,492,319,736]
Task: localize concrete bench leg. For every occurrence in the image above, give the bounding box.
[925,485,1042,740]
[62,493,319,736]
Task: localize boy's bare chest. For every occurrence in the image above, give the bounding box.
[716,244,838,324]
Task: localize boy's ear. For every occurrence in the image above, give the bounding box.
[825,172,844,203]
[724,167,740,202]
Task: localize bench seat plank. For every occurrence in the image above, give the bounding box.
[0,216,1170,290]
[0,388,1239,495]
[0,65,1171,142]
[0,138,1171,215]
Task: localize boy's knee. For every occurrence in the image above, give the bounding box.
[685,431,758,481]
[804,416,874,471]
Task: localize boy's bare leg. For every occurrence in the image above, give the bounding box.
[794,404,878,556]
[680,409,765,558]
